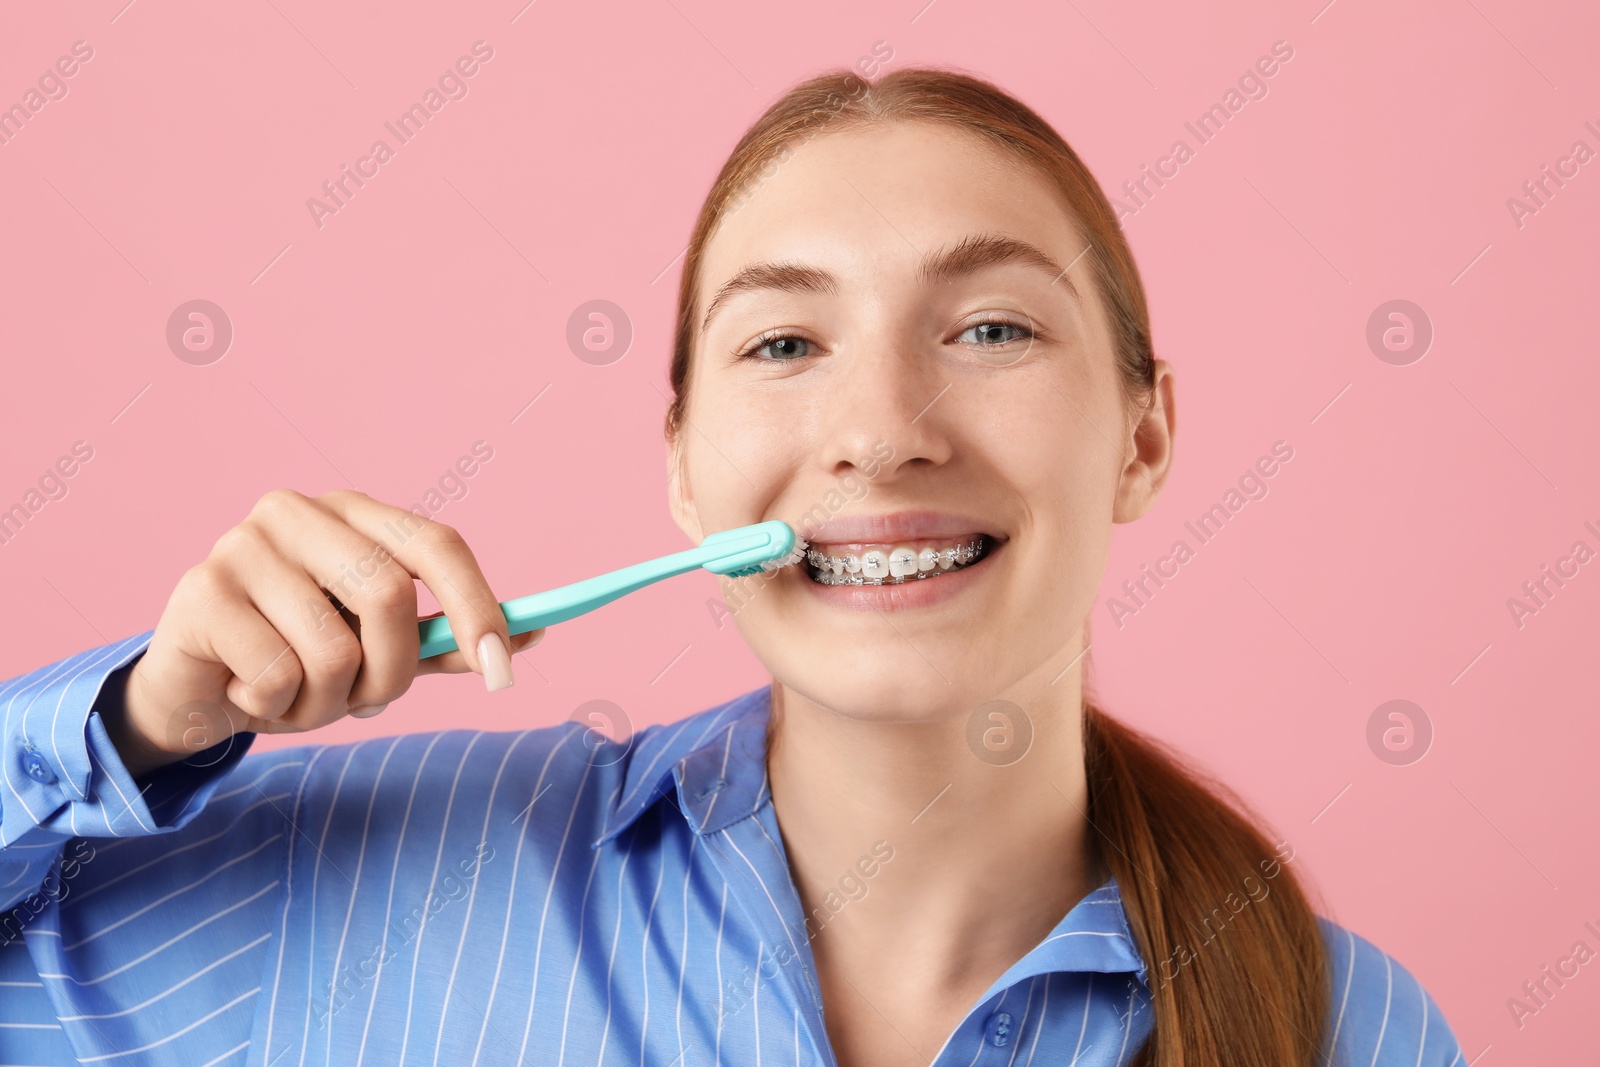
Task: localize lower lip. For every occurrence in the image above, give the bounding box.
[796,541,1003,613]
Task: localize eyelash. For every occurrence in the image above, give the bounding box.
[736,315,1038,362]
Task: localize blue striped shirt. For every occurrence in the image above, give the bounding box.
[0,633,1464,1065]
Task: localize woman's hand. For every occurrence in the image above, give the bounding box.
[107,489,542,777]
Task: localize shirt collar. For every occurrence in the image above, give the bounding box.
[590,685,773,849]
[588,685,1149,988]
[976,876,1149,996]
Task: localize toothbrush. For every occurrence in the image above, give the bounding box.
[415,519,806,659]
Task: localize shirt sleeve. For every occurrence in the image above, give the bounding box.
[1320,917,1466,1065]
[0,631,256,913]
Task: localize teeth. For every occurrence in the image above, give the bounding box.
[806,537,989,586]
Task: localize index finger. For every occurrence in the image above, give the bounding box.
[316,490,516,689]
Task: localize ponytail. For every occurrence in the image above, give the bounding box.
[1083,699,1331,1065]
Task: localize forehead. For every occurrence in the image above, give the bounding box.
[698,121,1088,294]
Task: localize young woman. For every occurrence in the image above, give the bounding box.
[0,67,1461,1066]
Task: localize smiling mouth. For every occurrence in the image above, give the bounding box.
[804,535,994,586]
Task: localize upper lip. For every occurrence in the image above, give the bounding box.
[795,510,1005,546]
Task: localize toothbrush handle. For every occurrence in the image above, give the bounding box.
[416,544,712,659]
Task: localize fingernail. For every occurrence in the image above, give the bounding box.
[529,628,545,647]
[477,633,515,692]
[350,702,389,719]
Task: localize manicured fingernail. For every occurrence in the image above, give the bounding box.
[529,628,545,647]
[350,702,389,719]
[477,633,515,692]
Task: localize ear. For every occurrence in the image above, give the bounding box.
[1112,358,1176,523]
[667,431,705,543]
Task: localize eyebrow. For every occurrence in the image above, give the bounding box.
[698,232,1082,336]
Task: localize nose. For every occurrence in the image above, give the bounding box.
[813,329,954,483]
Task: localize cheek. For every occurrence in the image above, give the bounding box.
[976,374,1123,603]
[681,400,803,527]
[971,374,1122,521]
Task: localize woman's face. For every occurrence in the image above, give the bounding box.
[670,120,1171,721]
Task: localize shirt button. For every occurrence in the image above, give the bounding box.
[22,749,57,785]
[983,1010,1015,1048]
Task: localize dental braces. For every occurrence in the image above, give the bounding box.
[806,537,988,586]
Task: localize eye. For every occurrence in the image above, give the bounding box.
[956,316,1034,348]
[737,331,814,362]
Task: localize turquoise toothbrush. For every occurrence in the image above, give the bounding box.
[415,519,805,659]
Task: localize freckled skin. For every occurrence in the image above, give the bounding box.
[670,120,1176,722]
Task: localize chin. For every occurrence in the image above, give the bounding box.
[770,666,977,724]
[729,529,1094,717]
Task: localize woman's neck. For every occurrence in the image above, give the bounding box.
[765,653,1102,1018]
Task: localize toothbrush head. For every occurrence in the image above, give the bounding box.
[754,533,809,574]
[701,520,809,578]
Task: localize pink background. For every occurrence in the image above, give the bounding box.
[3,0,1596,1056]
